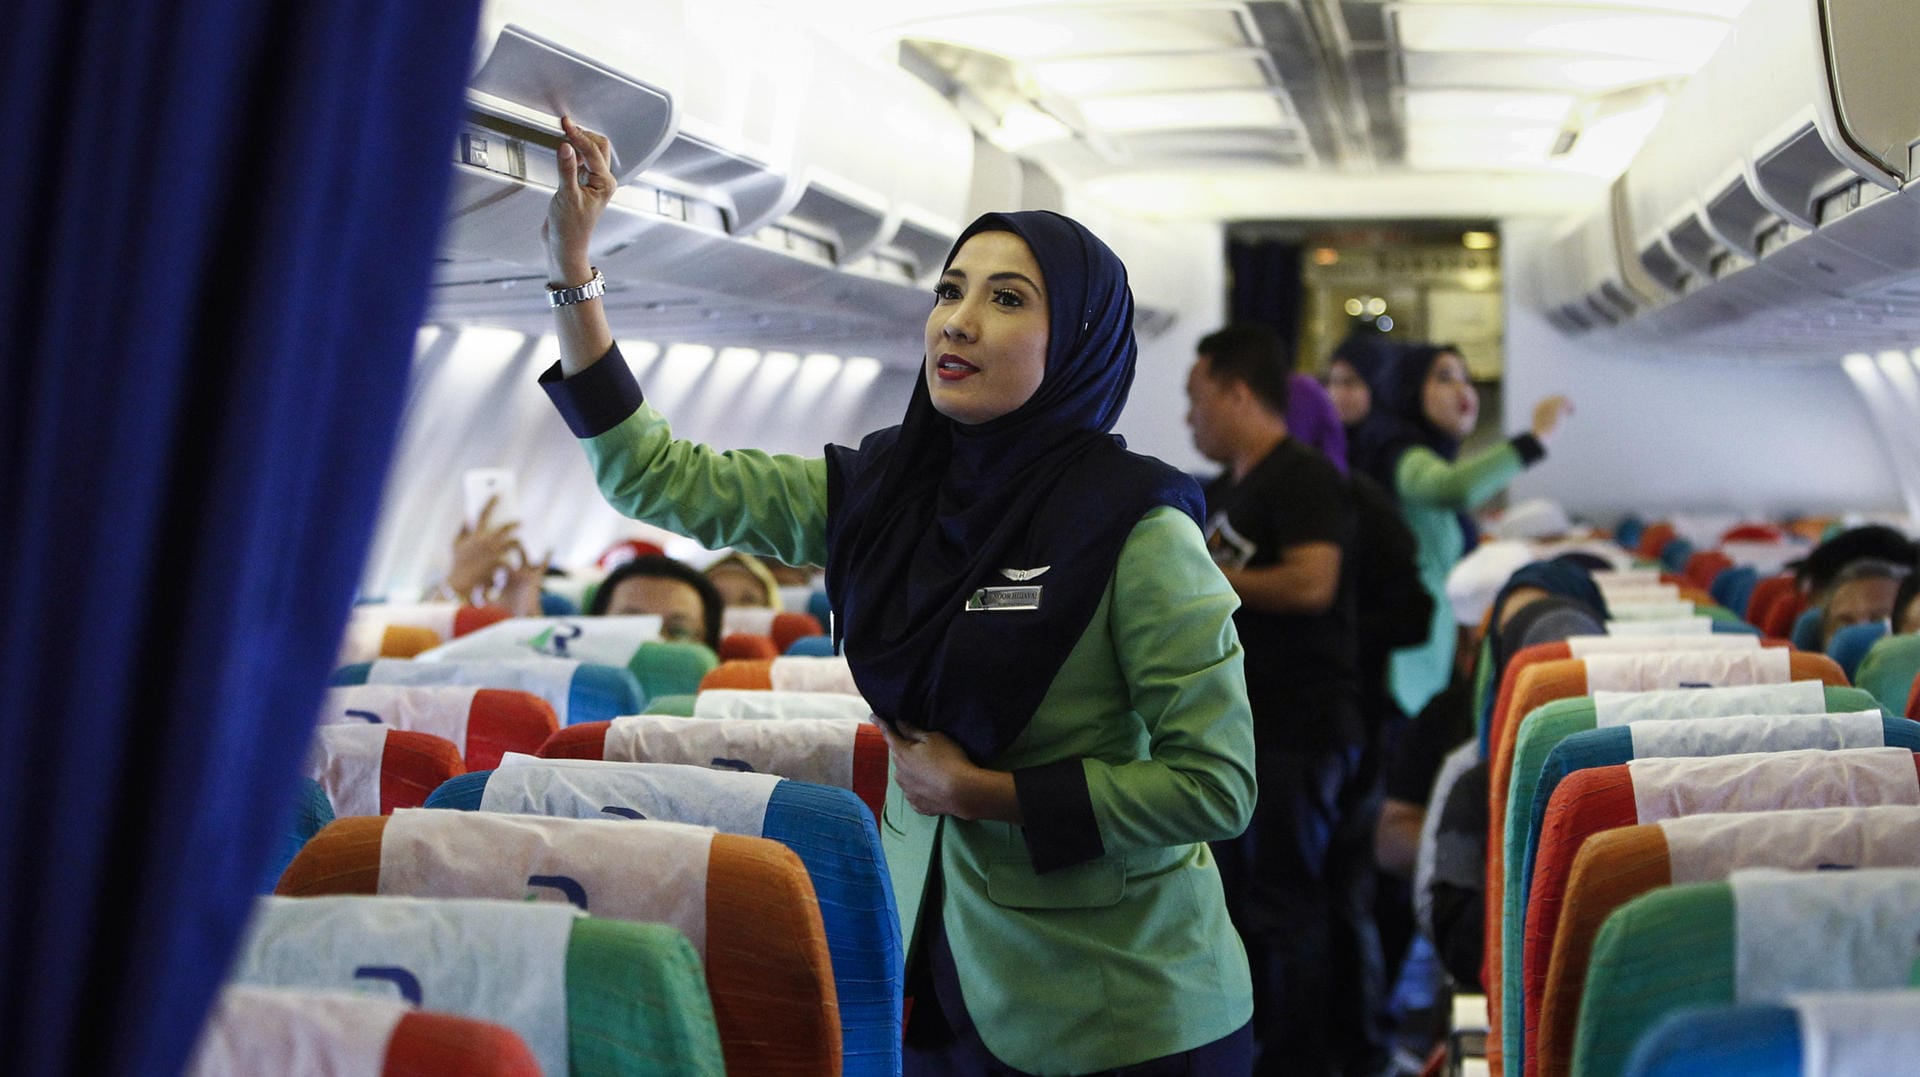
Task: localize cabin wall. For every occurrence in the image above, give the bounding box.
[1499,220,1906,522]
[358,326,916,598]
[1100,217,1229,477]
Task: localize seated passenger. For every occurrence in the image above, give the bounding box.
[1795,524,1915,606]
[1896,570,1920,635]
[438,494,547,617]
[589,554,724,653]
[704,551,781,609]
[1820,558,1912,649]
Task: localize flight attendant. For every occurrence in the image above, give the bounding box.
[1348,342,1570,717]
[537,118,1256,1076]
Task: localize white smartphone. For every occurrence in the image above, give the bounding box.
[463,468,520,531]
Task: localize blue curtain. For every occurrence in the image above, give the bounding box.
[0,1,479,1072]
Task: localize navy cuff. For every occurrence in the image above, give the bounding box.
[1510,433,1546,466]
[539,343,644,438]
[1014,759,1104,874]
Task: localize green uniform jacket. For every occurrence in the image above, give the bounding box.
[1387,435,1541,717]
[577,397,1257,1075]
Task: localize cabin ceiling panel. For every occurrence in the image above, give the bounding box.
[836,0,1752,219]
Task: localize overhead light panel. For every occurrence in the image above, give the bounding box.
[1033,54,1269,98]
[1402,53,1685,93]
[990,103,1075,149]
[1405,89,1575,126]
[1406,123,1563,168]
[1079,91,1285,133]
[1389,0,1753,17]
[898,10,1245,61]
[1395,8,1734,65]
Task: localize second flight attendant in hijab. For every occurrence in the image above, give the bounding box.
[538,119,1255,1076]
[1341,340,1572,718]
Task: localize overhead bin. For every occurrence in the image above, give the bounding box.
[1535,0,1920,354]
[768,47,974,287]
[427,0,978,357]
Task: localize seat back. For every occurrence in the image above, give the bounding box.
[318,685,558,770]
[701,659,775,691]
[1538,806,1920,1077]
[426,759,903,1077]
[1490,635,1766,759]
[1708,565,1759,618]
[1790,606,1825,651]
[629,640,719,701]
[1657,538,1695,575]
[1528,733,1920,1067]
[771,612,825,653]
[1488,676,1857,1075]
[1682,551,1733,591]
[1828,621,1890,683]
[1634,522,1676,561]
[305,726,464,816]
[336,657,643,726]
[418,614,665,667]
[278,813,839,1076]
[539,715,889,820]
[231,894,723,1076]
[1623,990,1920,1077]
[1759,587,1809,640]
[785,634,835,657]
[1744,573,1796,623]
[1577,869,1920,1077]
[187,985,539,1076]
[719,633,780,662]
[1856,633,1920,714]
[768,656,862,695]
[692,690,871,723]
[263,779,335,892]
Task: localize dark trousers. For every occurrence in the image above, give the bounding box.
[1213,738,1386,1077]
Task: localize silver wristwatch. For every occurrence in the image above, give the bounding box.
[547,267,606,308]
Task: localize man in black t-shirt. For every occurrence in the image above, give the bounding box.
[1187,324,1384,1077]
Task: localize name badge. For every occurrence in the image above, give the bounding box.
[966,585,1043,612]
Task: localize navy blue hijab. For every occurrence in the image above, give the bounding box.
[1334,334,1410,487]
[823,211,1203,763]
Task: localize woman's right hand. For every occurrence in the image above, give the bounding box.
[542,116,616,286]
[1530,395,1573,441]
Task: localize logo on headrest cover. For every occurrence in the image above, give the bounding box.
[526,874,589,911]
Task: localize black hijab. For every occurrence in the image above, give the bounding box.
[1369,343,1486,547]
[823,211,1203,763]
[1334,334,1410,488]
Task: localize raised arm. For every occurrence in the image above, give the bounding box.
[546,117,616,378]
[537,117,828,565]
[1395,395,1569,511]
